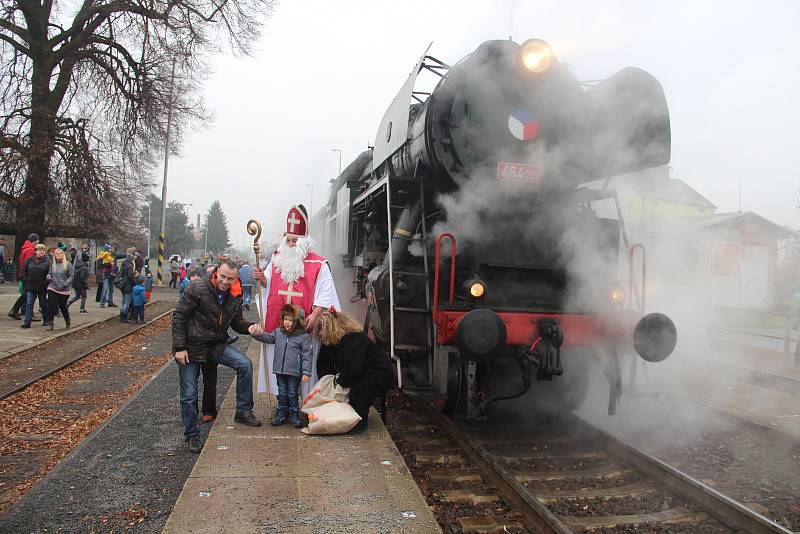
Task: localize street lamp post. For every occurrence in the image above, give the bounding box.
[156,57,177,286]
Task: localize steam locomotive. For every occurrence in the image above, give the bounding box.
[316,39,677,416]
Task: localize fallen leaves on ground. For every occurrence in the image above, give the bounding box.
[0,315,172,513]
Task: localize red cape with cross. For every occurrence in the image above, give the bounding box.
[264,251,327,331]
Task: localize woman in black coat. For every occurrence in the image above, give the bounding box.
[316,308,393,434]
[68,250,90,313]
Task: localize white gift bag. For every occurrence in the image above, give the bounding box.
[301,400,362,435]
[301,375,361,435]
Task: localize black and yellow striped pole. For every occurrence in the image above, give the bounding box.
[156,58,176,286]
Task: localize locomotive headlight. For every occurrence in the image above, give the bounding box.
[610,287,626,305]
[464,277,486,299]
[520,39,554,73]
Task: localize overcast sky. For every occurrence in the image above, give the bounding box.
[165,0,800,250]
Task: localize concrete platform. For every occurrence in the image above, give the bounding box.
[0,283,178,360]
[163,341,441,534]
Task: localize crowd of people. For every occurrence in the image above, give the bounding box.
[6,235,156,329]
[2,209,394,456]
[172,205,393,453]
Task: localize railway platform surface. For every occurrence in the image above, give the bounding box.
[0,283,178,359]
[163,341,440,534]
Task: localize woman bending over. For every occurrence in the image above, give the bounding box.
[316,308,393,434]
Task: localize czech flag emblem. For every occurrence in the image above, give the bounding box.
[508,109,539,141]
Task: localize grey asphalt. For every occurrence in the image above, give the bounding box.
[0,332,247,533]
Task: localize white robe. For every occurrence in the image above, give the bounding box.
[256,259,341,397]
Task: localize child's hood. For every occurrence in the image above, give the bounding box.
[281,304,307,337]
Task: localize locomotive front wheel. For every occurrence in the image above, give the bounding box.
[441,358,464,414]
[542,353,590,411]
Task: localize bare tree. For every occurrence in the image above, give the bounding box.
[0,0,275,254]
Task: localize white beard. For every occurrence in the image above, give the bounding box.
[273,237,311,284]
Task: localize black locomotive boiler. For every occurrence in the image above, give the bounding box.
[315,39,677,416]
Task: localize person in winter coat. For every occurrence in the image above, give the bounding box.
[251,304,312,428]
[46,248,74,330]
[20,243,51,328]
[8,233,39,320]
[144,268,154,301]
[179,269,218,423]
[169,255,180,288]
[178,269,192,297]
[68,244,90,313]
[95,255,104,303]
[132,276,147,324]
[172,259,263,453]
[99,246,117,307]
[238,263,254,311]
[316,308,394,434]
[117,251,137,322]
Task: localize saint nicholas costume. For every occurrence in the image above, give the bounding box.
[257,206,341,396]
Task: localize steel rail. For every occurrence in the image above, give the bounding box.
[425,402,791,534]
[0,308,175,402]
[425,404,572,534]
[582,420,792,534]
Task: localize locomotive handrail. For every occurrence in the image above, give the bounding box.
[629,243,647,312]
[433,233,457,319]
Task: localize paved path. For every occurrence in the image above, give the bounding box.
[0,283,180,360]
[163,341,441,534]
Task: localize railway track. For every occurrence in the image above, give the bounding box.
[0,308,175,401]
[387,393,792,533]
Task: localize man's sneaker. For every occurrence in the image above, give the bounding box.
[289,412,303,428]
[187,436,203,454]
[79,309,88,314]
[20,323,31,329]
[270,411,288,426]
[108,303,117,308]
[7,311,20,320]
[100,303,106,308]
[234,411,262,427]
[201,414,215,423]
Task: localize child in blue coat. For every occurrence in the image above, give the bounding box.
[251,304,312,428]
[132,276,147,324]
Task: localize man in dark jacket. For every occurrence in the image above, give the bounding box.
[172,259,263,453]
[20,243,51,328]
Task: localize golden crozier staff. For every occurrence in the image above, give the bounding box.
[247,219,271,410]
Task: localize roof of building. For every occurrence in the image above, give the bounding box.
[640,211,791,238]
[621,174,716,209]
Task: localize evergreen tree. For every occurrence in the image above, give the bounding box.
[138,194,195,258]
[204,201,231,254]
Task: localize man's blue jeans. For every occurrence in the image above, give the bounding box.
[275,374,301,415]
[177,345,254,439]
[24,290,46,324]
[101,278,115,305]
[119,291,133,317]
